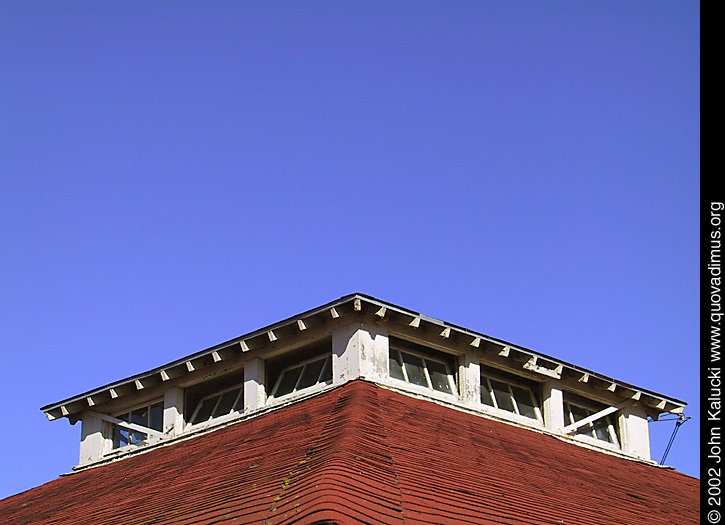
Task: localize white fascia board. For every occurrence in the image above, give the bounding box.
[353,295,687,413]
[40,294,361,418]
[40,293,688,420]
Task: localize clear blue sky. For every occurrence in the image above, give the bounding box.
[0,1,699,499]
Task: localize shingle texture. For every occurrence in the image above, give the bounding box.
[0,380,699,524]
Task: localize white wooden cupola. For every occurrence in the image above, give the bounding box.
[41,293,687,469]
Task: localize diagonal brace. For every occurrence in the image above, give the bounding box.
[561,402,628,435]
[89,411,164,438]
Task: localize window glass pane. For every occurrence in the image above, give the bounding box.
[319,356,332,383]
[115,425,130,448]
[389,349,405,380]
[426,359,452,393]
[297,358,326,389]
[511,386,537,419]
[191,396,218,425]
[131,407,148,427]
[480,378,495,407]
[566,399,619,443]
[569,403,588,422]
[402,352,428,387]
[112,402,163,448]
[490,379,515,412]
[569,404,594,437]
[130,430,147,444]
[114,413,129,448]
[130,407,148,442]
[275,366,303,397]
[232,389,245,412]
[213,388,241,418]
[150,402,164,431]
[575,427,592,437]
[593,417,614,443]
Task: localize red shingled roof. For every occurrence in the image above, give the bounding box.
[0,380,699,524]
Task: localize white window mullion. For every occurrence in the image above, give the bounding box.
[447,371,457,394]
[209,395,224,419]
[399,350,410,383]
[315,356,329,385]
[422,358,433,389]
[488,378,500,410]
[232,388,244,409]
[607,419,620,446]
[508,384,521,416]
[293,363,306,392]
[534,403,544,423]
[313,357,323,385]
[608,425,617,445]
[189,401,204,424]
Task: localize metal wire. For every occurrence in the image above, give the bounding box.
[660,415,691,464]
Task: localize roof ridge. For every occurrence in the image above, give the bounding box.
[265,380,406,525]
[263,386,344,525]
[371,383,408,525]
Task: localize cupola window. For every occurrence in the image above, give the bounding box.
[388,338,456,395]
[189,384,244,426]
[265,338,333,402]
[113,400,164,449]
[563,394,620,445]
[480,367,542,422]
[269,354,332,399]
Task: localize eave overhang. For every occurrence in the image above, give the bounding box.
[40,293,687,422]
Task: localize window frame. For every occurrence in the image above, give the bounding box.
[187,382,245,429]
[479,368,543,424]
[268,353,333,402]
[388,345,457,397]
[563,397,621,447]
[111,399,164,450]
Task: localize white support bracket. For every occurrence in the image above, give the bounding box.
[88,411,164,438]
[523,356,562,379]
